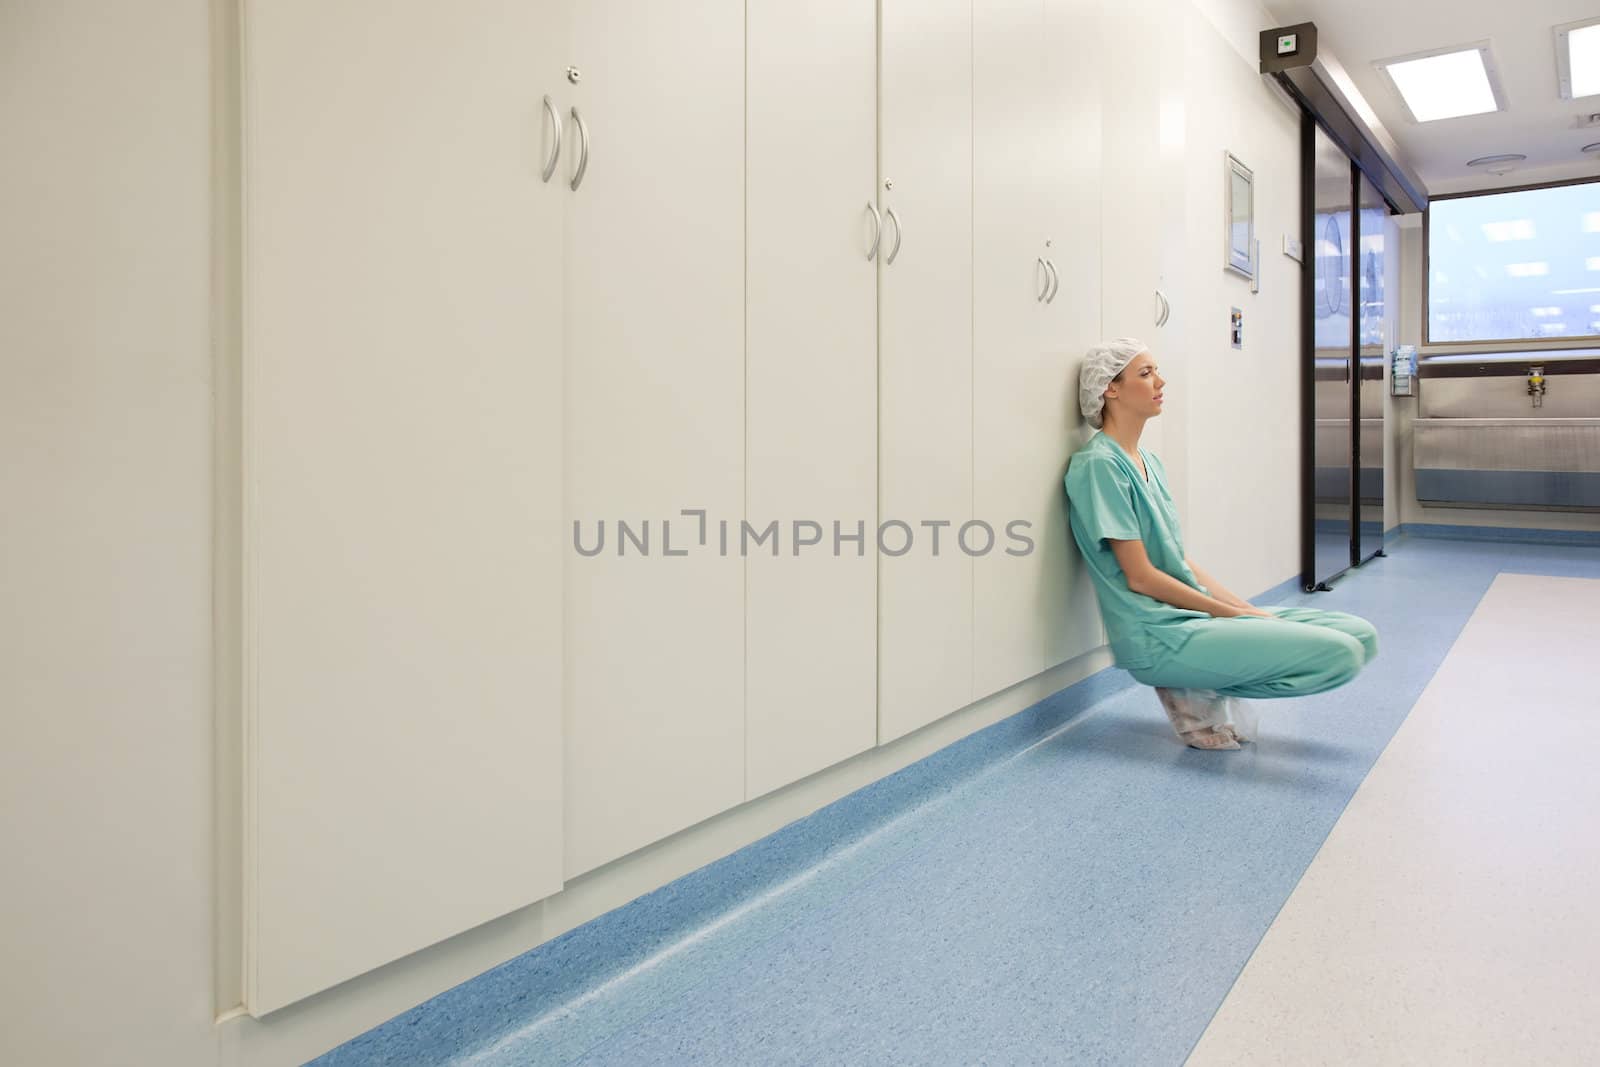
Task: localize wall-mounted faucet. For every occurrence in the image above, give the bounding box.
[1527,365,1546,408]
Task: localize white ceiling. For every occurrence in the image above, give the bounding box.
[1268,0,1600,196]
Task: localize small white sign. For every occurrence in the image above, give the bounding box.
[1282,235,1303,262]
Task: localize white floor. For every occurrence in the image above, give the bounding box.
[1189,573,1600,1065]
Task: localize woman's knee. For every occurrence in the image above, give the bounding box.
[1349,618,1378,664]
[1324,632,1367,686]
[1324,611,1379,664]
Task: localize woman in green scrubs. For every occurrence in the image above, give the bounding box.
[1064,338,1377,750]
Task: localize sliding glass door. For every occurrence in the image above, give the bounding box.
[1302,115,1398,590]
[1356,171,1394,564]
[1307,120,1354,589]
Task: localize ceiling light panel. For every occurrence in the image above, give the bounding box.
[1556,18,1600,100]
[1377,44,1504,123]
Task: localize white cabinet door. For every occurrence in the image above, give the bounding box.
[973,0,1052,697]
[1150,0,1189,522]
[1041,0,1110,668]
[878,0,975,744]
[1096,0,1186,491]
[242,0,566,1013]
[563,0,747,877]
[1098,0,1168,450]
[745,0,878,800]
[972,0,1109,696]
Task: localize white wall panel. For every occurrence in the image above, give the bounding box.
[745,0,879,800]
[0,0,217,1058]
[563,0,747,876]
[242,0,566,1012]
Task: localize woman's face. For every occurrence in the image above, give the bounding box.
[1105,351,1165,421]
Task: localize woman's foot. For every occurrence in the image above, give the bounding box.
[1181,725,1241,750]
[1221,697,1258,744]
[1155,687,1242,750]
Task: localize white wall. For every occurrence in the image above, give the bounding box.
[1172,1,1305,597]
[0,1,1311,1064]
[0,2,219,1065]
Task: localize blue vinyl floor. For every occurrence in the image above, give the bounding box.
[315,533,1600,1066]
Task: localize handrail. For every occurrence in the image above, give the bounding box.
[1420,353,1600,379]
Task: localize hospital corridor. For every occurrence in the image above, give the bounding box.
[5,0,1600,1064]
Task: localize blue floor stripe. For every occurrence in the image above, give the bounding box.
[310,539,1600,1067]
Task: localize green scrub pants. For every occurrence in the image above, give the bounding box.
[1127,607,1377,699]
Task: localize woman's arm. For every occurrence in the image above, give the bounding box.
[1110,539,1271,618]
[1185,557,1251,610]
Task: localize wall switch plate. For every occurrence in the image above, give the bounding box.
[1282,234,1303,261]
[1230,307,1243,349]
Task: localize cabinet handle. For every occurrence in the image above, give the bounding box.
[1155,288,1171,326]
[569,106,590,192]
[540,96,562,183]
[866,202,883,261]
[884,207,903,265]
[1036,258,1049,301]
[1045,259,1060,304]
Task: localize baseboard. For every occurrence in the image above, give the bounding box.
[1253,574,1307,604]
[1396,522,1600,547]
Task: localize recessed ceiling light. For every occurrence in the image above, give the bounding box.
[1467,154,1527,168]
[1530,307,1562,316]
[1583,142,1600,153]
[1556,18,1600,100]
[1377,44,1505,122]
[1508,262,1550,277]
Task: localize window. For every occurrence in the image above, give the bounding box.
[1425,178,1600,344]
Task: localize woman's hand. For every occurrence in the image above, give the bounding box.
[1230,605,1277,620]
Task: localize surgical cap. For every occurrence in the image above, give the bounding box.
[1079,337,1149,429]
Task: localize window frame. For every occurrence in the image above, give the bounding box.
[1421,174,1600,352]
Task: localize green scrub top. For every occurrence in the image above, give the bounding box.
[1063,431,1208,669]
